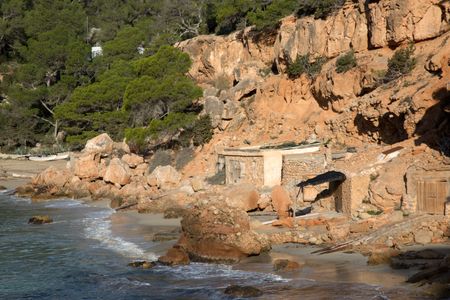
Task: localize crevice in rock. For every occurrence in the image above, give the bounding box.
[354,112,408,144]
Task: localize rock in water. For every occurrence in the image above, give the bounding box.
[273,259,301,271]
[158,247,190,266]
[127,261,156,269]
[224,285,263,298]
[28,215,53,224]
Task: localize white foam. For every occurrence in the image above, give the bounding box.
[45,200,86,208]
[155,263,289,284]
[83,210,157,261]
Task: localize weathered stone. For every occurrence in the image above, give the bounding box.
[271,185,292,219]
[128,261,156,269]
[414,229,433,244]
[273,259,301,271]
[223,184,260,212]
[178,200,270,262]
[103,158,131,186]
[31,166,71,188]
[204,96,224,127]
[83,133,114,154]
[190,177,205,192]
[149,165,181,189]
[158,247,190,266]
[224,285,263,298]
[121,154,144,168]
[28,215,53,224]
[73,154,101,180]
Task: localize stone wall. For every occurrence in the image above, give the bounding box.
[335,174,371,215]
[281,153,326,186]
[224,155,264,186]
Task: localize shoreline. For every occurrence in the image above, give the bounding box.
[1,158,447,298]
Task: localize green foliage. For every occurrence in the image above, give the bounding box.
[297,0,345,19]
[103,25,146,60]
[132,46,192,78]
[287,53,326,79]
[384,44,416,82]
[335,50,357,73]
[247,0,298,30]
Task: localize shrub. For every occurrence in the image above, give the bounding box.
[287,53,326,79]
[384,44,416,82]
[148,150,173,173]
[175,148,195,170]
[335,50,357,73]
[179,115,214,147]
[297,0,345,19]
[247,0,299,30]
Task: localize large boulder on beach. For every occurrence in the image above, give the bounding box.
[83,133,114,154]
[158,246,190,266]
[73,153,101,179]
[223,184,259,212]
[31,166,71,187]
[177,200,270,263]
[149,165,181,189]
[103,158,131,186]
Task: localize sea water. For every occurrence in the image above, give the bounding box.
[0,192,432,300]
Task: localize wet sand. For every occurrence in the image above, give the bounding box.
[0,159,67,189]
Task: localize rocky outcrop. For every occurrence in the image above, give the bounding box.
[28,215,53,224]
[177,199,270,263]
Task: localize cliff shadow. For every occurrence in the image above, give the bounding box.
[414,87,450,156]
[354,112,409,145]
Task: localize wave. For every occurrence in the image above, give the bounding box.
[45,200,87,208]
[83,210,157,261]
[154,263,289,285]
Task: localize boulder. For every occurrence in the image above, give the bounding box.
[273,259,301,271]
[128,261,156,269]
[158,246,190,266]
[28,215,53,224]
[31,166,71,188]
[103,158,131,186]
[149,165,181,189]
[121,154,144,168]
[73,154,101,180]
[178,200,270,263]
[271,185,292,219]
[204,96,224,127]
[414,229,433,245]
[223,184,259,212]
[224,285,263,298]
[190,177,205,192]
[83,133,114,154]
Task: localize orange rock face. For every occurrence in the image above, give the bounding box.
[158,246,190,266]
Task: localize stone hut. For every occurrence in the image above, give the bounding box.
[220,143,322,187]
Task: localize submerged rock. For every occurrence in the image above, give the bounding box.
[127,261,156,269]
[28,215,53,224]
[224,285,263,298]
[273,259,301,271]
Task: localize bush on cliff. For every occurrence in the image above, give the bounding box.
[247,0,299,30]
[297,0,345,19]
[384,44,417,82]
[335,50,357,73]
[287,53,326,79]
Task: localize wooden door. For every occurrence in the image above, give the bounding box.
[417,180,448,215]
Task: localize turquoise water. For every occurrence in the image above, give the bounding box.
[0,192,432,299]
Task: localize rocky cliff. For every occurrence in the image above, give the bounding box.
[176,0,450,176]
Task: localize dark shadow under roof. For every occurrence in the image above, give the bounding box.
[297,171,346,188]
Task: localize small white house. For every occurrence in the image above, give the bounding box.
[91,45,103,58]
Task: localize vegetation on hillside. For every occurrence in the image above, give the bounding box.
[335,50,357,73]
[384,44,417,82]
[0,0,345,153]
[287,54,326,79]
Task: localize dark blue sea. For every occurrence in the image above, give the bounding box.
[0,191,433,300]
